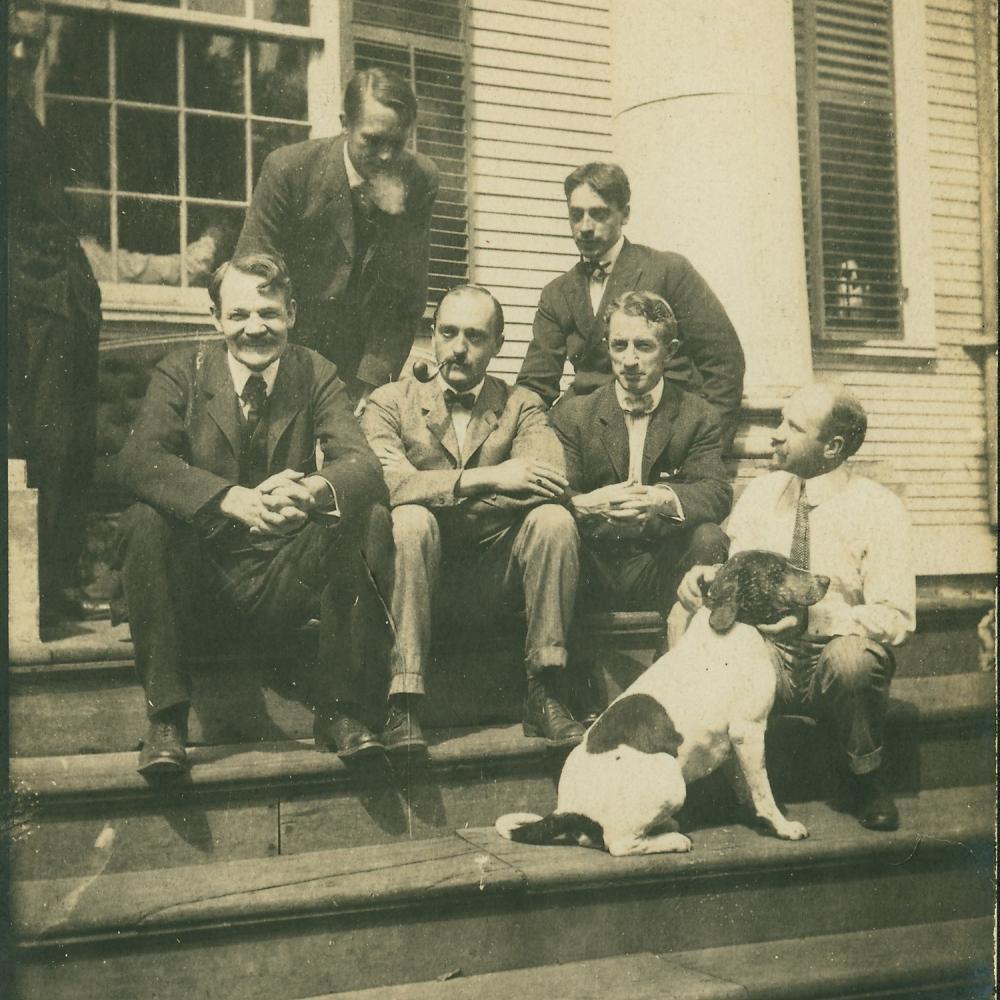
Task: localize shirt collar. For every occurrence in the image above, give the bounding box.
[585,234,625,271]
[437,373,486,403]
[227,351,280,399]
[800,463,850,507]
[343,142,366,190]
[614,377,664,414]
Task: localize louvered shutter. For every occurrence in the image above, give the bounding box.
[353,2,468,316]
[794,0,903,339]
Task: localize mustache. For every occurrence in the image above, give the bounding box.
[367,171,408,215]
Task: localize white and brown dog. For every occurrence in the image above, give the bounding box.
[496,550,830,856]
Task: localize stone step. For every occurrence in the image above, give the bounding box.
[11,784,994,1000]
[9,673,994,879]
[9,670,996,879]
[9,600,992,757]
[309,917,994,999]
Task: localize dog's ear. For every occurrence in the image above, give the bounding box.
[706,570,739,633]
[708,602,738,633]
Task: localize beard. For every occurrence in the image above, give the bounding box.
[367,169,408,216]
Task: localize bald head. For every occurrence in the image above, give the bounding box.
[772,383,868,477]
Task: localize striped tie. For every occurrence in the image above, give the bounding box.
[790,482,811,569]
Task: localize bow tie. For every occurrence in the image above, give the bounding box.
[444,388,476,411]
[620,392,655,417]
[582,258,611,281]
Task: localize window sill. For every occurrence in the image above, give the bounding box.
[813,338,938,362]
[99,283,215,328]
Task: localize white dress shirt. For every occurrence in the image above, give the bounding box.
[437,374,485,457]
[587,234,625,313]
[726,466,916,645]
[344,143,365,190]
[613,378,683,520]
[227,353,279,418]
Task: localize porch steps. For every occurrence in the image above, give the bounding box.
[9,672,995,880]
[310,918,994,1000]
[10,784,994,1000]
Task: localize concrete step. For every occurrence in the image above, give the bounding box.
[9,599,993,757]
[309,917,994,999]
[10,673,995,879]
[11,784,994,1000]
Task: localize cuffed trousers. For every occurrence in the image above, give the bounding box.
[387,503,580,696]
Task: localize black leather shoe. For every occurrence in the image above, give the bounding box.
[854,771,900,831]
[137,719,188,776]
[382,703,428,755]
[523,674,585,748]
[314,711,385,760]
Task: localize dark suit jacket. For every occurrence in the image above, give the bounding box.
[117,343,387,534]
[551,380,732,544]
[517,240,745,445]
[361,375,565,544]
[235,134,439,387]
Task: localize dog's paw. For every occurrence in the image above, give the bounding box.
[774,820,809,841]
[495,812,544,840]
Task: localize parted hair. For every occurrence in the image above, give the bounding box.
[343,67,418,129]
[209,253,292,312]
[564,162,631,211]
[821,390,868,459]
[607,290,679,345]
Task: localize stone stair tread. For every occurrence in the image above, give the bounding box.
[306,916,993,1000]
[11,672,994,796]
[14,783,994,942]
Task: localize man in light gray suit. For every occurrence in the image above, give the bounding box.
[361,285,584,751]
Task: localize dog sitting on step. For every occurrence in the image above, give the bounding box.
[496,550,830,856]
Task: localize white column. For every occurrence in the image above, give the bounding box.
[611,0,812,394]
[8,459,41,648]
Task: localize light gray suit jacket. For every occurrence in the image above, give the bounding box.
[360,374,565,543]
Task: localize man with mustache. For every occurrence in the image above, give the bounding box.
[235,68,438,413]
[676,384,915,831]
[115,254,394,775]
[551,291,732,617]
[361,285,585,751]
[517,162,745,449]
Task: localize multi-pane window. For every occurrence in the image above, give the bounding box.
[42,1,316,291]
[794,0,903,339]
[354,0,469,311]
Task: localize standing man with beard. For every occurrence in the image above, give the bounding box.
[235,68,438,413]
[6,0,103,623]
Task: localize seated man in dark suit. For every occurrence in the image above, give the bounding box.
[517,162,745,448]
[551,291,732,615]
[361,285,584,750]
[116,254,393,775]
[235,67,438,411]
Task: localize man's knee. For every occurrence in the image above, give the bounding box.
[689,522,729,566]
[521,503,578,546]
[116,503,178,562]
[391,504,440,551]
[819,635,888,693]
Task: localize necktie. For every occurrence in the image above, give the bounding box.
[790,483,811,569]
[241,373,268,436]
[444,388,476,411]
[620,392,655,417]
[583,258,611,282]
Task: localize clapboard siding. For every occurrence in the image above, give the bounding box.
[469,0,611,371]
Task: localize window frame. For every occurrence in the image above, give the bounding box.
[796,0,936,357]
[38,0,338,326]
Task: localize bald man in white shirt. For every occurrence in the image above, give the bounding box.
[677,383,914,831]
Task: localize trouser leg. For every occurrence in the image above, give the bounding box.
[117,503,202,718]
[506,504,579,675]
[807,635,895,775]
[386,504,441,697]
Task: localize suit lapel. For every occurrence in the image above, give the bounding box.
[420,379,461,465]
[596,386,630,482]
[567,261,601,341]
[461,377,502,463]
[641,382,682,483]
[266,349,308,469]
[319,135,354,260]
[203,346,243,463]
[596,239,645,322]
